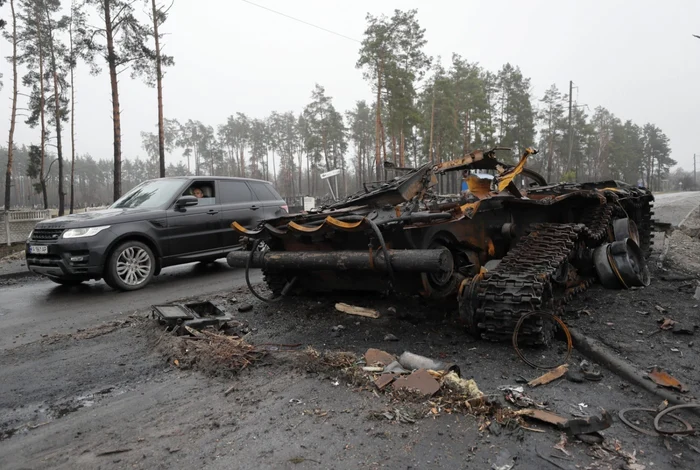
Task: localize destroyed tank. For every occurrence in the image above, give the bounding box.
[227,148,654,345]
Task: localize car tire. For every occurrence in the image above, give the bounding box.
[49,277,84,286]
[105,240,155,291]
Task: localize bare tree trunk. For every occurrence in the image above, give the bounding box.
[374,59,382,179]
[272,148,277,184]
[52,70,64,215]
[463,109,470,154]
[104,0,122,201]
[546,112,554,183]
[69,7,76,214]
[429,90,435,164]
[306,153,310,195]
[4,0,18,211]
[399,128,405,167]
[45,5,65,215]
[298,150,302,195]
[36,4,48,210]
[150,0,166,178]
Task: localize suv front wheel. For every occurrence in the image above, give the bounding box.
[105,241,155,291]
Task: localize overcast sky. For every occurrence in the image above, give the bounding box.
[1,0,699,173]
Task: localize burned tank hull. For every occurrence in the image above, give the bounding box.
[227,148,654,344]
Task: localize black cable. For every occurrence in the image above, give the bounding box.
[366,217,396,290]
[245,239,284,303]
[240,0,360,43]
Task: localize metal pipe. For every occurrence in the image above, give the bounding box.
[227,248,453,273]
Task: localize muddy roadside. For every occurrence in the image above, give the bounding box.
[3,261,700,469]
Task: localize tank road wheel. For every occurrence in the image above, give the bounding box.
[458,275,482,337]
[612,217,640,245]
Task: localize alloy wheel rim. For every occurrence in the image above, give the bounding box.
[116,247,152,286]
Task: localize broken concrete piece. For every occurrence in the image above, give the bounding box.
[374,373,396,390]
[383,333,399,341]
[237,304,253,313]
[528,364,569,387]
[442,371,483,400]
[335,303,379,319]
[648,367,689,393]
[392,369,440,396]
[694,286,700,301]
[398,351,460,376]
[364,348,395,367]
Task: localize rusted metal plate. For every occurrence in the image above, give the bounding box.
[364,348,395,367]
[648,367,689,393]
[528,364,569,387]
[515,409,568,426]
[391,369,440,396]
[374,374,396,390]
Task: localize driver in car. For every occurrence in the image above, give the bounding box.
[191,187,204,198]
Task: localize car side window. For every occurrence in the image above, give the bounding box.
[184,182,216,206]
[249,181,278,202]
[219,181,254,204]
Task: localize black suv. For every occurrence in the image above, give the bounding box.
[26,176,287,290]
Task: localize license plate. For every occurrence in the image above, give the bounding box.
[29,245,48,255]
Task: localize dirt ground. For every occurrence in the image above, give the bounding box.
[2,218,700,469]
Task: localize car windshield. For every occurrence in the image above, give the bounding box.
[110,179,185,209]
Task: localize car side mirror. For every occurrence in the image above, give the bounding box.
[175,195,199,209]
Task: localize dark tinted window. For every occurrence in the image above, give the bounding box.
[249,181,281,201]
[219,180,253,204]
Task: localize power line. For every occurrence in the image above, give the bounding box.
[240,0,361,43]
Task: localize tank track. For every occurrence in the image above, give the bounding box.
[462,204,613,345]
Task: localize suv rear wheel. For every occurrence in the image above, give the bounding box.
[105,241,155,291]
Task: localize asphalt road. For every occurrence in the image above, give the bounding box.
[0,261,260,350]
[652,191,700,226]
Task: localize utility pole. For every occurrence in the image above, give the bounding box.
[566,80,573,177]
[694,153,697,190]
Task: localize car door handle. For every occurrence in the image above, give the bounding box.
[207,210,219,215]
[250,205,260,211]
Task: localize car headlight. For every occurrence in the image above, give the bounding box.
[62,226,111,239]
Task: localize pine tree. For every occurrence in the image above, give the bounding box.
[84,0,155,201]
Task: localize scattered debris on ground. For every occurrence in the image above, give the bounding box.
[334,302,380,319]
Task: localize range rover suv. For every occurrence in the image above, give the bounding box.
[26,176,288,291]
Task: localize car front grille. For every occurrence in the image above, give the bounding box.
[32,228,65,241]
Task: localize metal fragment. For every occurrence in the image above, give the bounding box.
[648,367,689,393]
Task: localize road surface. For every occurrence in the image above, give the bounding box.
[652,191,700,226]
[0,261,260,350]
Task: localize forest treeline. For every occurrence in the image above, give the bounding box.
[1,5,685,211]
